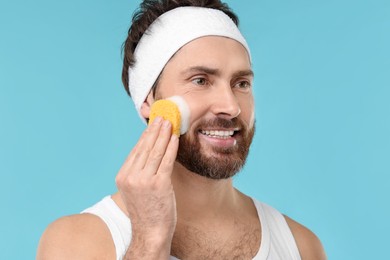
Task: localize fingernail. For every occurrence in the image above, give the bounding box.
[153,116,163,124]
[171,134,178,142]
[163,120,171,128]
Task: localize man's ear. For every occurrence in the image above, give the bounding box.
[140,91,155,120]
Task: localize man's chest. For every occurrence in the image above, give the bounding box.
[171,221,261,259]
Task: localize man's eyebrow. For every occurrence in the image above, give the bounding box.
[181,66,254,78]
[181,66,221,76]
[232,69,254,79]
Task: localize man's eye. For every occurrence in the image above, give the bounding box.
[192,77,207,86]
[235,81,251,89]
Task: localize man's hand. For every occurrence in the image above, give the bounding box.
[115,117,179,259]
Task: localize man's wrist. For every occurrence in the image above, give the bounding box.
[124,228,173,259]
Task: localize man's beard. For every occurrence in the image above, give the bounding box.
[176,117,255,180]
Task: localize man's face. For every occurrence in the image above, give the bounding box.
[154,36,255,179]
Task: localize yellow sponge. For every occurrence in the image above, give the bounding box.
[149,99,181,136]
[148,96,190,136]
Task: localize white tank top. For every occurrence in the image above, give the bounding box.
[82,196,301,260]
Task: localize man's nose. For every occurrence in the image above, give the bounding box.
[210,84,241,119]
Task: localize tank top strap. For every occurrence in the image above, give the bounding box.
[81,196,131,260]
[252,199,301,260]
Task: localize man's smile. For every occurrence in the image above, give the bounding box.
[198,128,239,148]
[200,129,237,139]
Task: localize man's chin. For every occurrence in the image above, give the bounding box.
[176,151,244,180]
[176,119,255,180]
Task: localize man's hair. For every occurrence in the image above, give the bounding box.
[121,0,239,96]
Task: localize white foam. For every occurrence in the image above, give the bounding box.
[167,96,190,135]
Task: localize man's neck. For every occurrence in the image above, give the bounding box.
[171,162,240,223]
[170,162,261,259]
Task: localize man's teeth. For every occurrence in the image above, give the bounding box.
[201,130,235,138]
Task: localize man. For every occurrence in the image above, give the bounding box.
[37,0,326,259]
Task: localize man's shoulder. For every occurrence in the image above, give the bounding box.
[284,215,327,260]
[36,213,115,260]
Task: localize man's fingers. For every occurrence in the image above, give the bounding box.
[130,117,166,170]
[117,117,164,179]
[157,134,179,177]
[142,120,174,176]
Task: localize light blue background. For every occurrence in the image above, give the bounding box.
[1,0,389,259]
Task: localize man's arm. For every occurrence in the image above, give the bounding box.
[285,216,327,260]
[36,214,115,260]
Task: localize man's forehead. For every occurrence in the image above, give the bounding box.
[163,36,252,76]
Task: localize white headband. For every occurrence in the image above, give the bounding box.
[128,6,251,121]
